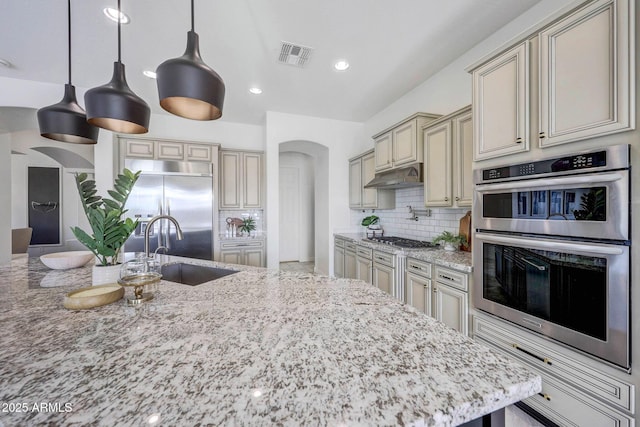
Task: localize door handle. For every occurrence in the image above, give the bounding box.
[520,257,546,271]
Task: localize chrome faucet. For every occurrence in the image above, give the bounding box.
[144,215,184,258]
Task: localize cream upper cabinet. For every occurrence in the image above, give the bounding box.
[373,113,440,172]
[349,150,395,210]
[423,106,473,208]
[219,150,264,210]
[472,42,529,161]
[374,132,393,171]
[538,0,634,147]
[123,139,213,162]
[423,121,453,206]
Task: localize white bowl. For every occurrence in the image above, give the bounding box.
[40,251,94,270]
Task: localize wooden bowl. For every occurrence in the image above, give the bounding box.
[63,284,124,310]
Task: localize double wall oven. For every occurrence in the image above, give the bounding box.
[473,145,631,369]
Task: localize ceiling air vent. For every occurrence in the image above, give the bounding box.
[278,41,313,67]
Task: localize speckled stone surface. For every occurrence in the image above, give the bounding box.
[335,233,473,273]
[0,255,538,426]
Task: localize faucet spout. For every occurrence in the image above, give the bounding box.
[144,215,184,258]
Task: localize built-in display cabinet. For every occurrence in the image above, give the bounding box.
[349,150,395,209]
[373,113,440,171]
[422,105,473,208]
[405,257,469,335]
[219,150,264,210]
[469,0,634,160]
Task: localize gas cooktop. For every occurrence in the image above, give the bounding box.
[363,236,437,249]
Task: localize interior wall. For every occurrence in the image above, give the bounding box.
[279,151,314,262]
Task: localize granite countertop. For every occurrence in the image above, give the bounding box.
[0,256,538,426]
[335,233,473,273]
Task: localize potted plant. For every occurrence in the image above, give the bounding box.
[433,231,467,251]
[239,217,256,236]
[71,169,141,284]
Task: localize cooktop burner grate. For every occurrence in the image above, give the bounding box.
[364,236,437,249]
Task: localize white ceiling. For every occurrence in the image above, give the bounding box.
[0,0,540,126]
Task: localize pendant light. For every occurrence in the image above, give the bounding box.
[85,0,150,134]
[37,0,99,144]
[156,0,225,120]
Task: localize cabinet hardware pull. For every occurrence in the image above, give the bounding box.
[515,137,523,143]
[411,265,423,270]
[537,393,551,401]
[455,196,460,201]
[539,132,546,139]
[519,257,547,271]
[512,344,552,365]
[444,197,449,201]
[440,274,454,281]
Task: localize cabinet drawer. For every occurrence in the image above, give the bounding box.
[434,266,468,292]
[473,315,634,413]
[334,238,345,248]
[220,240,264,250]
[372,250,395,267]
[406,258,432,279]
[356,246,372,259]
[344,242,357,252]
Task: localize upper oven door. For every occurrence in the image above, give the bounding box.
[474,170,629,242]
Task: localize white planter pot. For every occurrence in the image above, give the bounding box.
[92,264,122,286]
[443,243,457,251]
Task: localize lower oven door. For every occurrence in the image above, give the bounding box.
[474,170,629,241]
[473,232,630,369]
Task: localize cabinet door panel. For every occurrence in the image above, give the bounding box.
[220,152,241,208]
[539,0,633,147]
[393,120,418,166]
[334,246,345,278]
[473,42,529,160]
[186,144,212,162]
[361,152,378,208]
[454,111,473,207]
[406,273,431,316]
[243,153,262,208]
[344,250,357,279]
[157,141,184,160]
[374,133,393,171]
[424,121,452,207]
[349,159,362,208]
[244,249,264,267]
[220,250,242,265]
[373,263,394,295]
[357,258,372,284]
[434,283,468,335]
[126,140,155,158]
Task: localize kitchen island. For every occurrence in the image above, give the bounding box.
[0,255,540,426]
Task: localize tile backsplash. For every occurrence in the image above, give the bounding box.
[349,187,470,241]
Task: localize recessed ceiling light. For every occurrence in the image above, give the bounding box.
[0,58,12,68]
[334,60,349,71]
[103,7,130,24]
[143,70,157,79]
[249,87,262,95]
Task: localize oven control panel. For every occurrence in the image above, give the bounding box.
[482,150,608,181]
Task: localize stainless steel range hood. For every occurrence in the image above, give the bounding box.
[364,164,423,189]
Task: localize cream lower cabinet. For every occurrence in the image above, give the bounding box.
[219,240,265,267]
[538,0,634,148]
[356,246,373,284]
[423,106,473,208]
[219,150,263,209]
[474,314,634,426]
[349,150,394,209]
[372,250,396,296]
[334,238,345,278]
[344,242,357,279]
[406,258,469,335]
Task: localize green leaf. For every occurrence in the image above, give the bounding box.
[107,190,125,203]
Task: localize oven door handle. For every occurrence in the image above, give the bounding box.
[475,233,624,255]
[476,172,624,191]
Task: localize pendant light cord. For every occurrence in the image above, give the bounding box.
[117,0,122,63]
[67,0,71,84]
[191,0,195,32]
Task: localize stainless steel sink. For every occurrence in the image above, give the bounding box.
[160,262,238,286]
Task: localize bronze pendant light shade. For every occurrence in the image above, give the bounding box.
[85,0,150,134]
[37,0,99,144]
[156,0,225,120]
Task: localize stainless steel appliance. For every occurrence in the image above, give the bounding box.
[364,236,437,249]
[473,145,631,369]
[123,159,214,260]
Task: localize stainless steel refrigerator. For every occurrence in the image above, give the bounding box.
[123,159,214,260]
